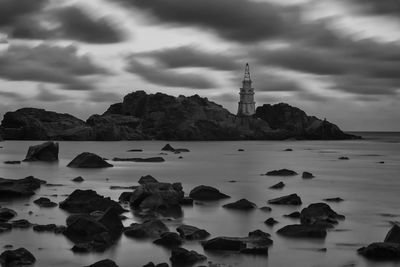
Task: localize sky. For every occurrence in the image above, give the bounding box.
[0,0,399,131]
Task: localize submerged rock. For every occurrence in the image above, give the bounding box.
[323,197,344,202]
[0,176,44,197]
[3,161,21,165]
[338,157,349,160]
[266,169,298,176]
[170,247,206,265]
[153,232,183,247]
[264,218,279,226]
[302,171,315,179]
[124,220,169,239]
[268,194,302,205]
[33,197,57,208]
[189,185,230,201]
[67,152,113,168]
[284,211,301,218]
[59,189,124,214]
[269,182,285,189]
[358,242,400,260]
[23,141,59,162]
[277,224,327,238]
[112,157,165,162]
[72,176,84,183]
[223,199,256,210]
[0,208,17,222]
[176,225,210,240]
[0,247,36,266]
[85,259,119,267]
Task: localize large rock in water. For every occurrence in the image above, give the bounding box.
[0,176,44,197]
[124,220,169,239]
[0,248,36,266]
[358,242,400,260]
[256,103,359,140]
[23,141,59,162]
[176,225,210,240]
[268,194,302,205]
[67,152,113,168]
[385,224,400,243]
[277,224,327,238]
[189,185,230,200]
[0,108,94,140]
[300,203,344,227]
[59,189,124,214]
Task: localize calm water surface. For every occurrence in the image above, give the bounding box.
[0,132,399,267]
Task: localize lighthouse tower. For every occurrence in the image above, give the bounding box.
[237,63,255,116]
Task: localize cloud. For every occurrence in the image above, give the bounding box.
[112,0,298,42]
[125,57,216,89]
[87,91,122,103]
[0,43,108,90]
[136,46,241,70]
[35,85,68,102]
[349,0,400,16]
[0,0,125,44]
[0,90,25,100]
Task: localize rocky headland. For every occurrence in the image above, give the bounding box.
[0,91,359,141]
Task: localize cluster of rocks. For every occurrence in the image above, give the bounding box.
[265,168,315,179]
[0,91,359,141]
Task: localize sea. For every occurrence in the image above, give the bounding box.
[0,132,399,267]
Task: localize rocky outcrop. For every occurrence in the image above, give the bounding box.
[0,91,358,141]
[256,103,359,140]
[384,225,400,243]
[359,225,400,260]
[67,152,113,168]
[300,203,344,227]
[0,108,94,140]
[23,141,59,162]
[0,176,45,198]
[59,190,124,214]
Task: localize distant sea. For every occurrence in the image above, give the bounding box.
[0,132,399,266]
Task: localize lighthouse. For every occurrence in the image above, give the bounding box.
[237,63,256,116]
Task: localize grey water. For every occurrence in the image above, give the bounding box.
[0,132,399,267]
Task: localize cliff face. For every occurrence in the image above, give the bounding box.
[0,91,359,141]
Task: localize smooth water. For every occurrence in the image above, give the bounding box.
[0,133,399,267]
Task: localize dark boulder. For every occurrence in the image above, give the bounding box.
[130,181,184,215]
[284,211,301,218]
[266,169,297,176]
[118,192,132,202]
[268,194,302,205]
[33,197,57,208]
[67,152,113,168]
[0,247,36,266]
[33,224,66,234]
[300,203,344,226]
[302,171,315,179]
[260,206,272,212]
[277,224,327,238]
[153,232,183,247]
[23,141,58,162]
[11,219,32,229]
[264,218,279,226]
[202,237,245,251]
[0,208,17,222]
[170,248,206,265]
[339,157,349,160]
[223,199,256,210]
[358,242,400,260]
[59,189,124,214]
[143,263,169,267]
[323,197,344,202]
[161,144,175,152]
[269,182,285,189]
[176,225,210,240]
[85,259,119,267]
[0,176,44,197]
[384,225,400,243]
[189,185,230,201]
[124,220,168,239]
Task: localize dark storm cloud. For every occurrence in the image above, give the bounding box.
[0,0,125,44]
[126,57,215,89]
[136,46,241,70]
[0,44,108,90]
[254,74,304,92]
[53,6,125,44]
[112,0,298,42]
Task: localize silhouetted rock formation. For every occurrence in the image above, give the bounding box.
[23,141,59,162]
[0,91,360,141]
[67,152,113,168]
[0,248,36,266]
[0,176,45,197]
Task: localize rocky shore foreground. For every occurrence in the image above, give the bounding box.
[0,91,359,141]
